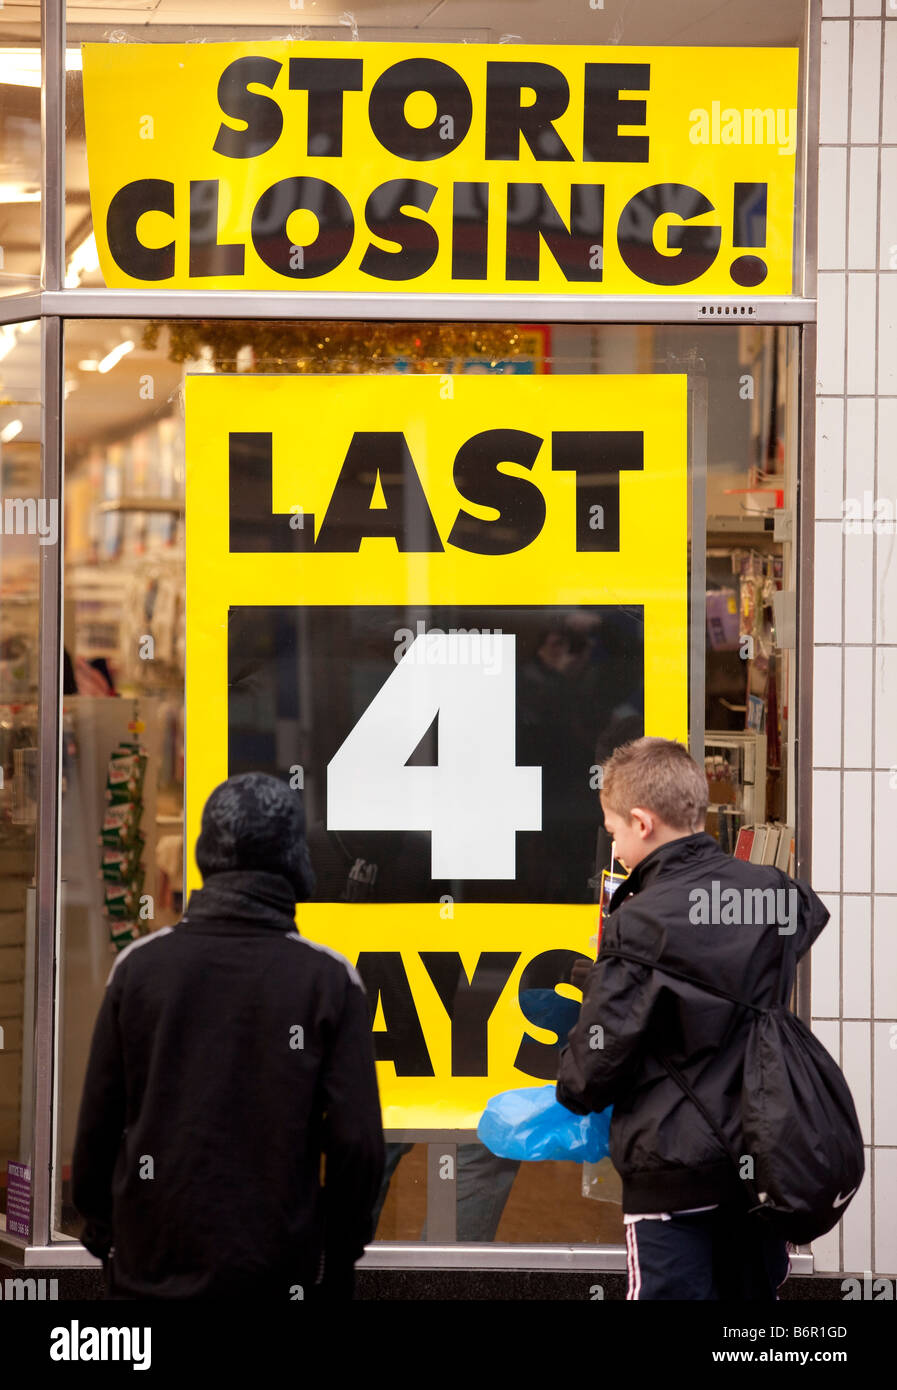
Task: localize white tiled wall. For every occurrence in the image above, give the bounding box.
[813,2,897,1276]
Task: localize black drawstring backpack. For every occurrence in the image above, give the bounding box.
[600,947,865,1245]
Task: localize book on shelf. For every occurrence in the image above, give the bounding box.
[734,827,755,861]
[775,826,794,872]
[762,825,781,864]
[748,825,768,863]
[731,823,796,872]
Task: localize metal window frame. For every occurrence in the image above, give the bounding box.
[40,291,817,323]
[0,0,819,1275]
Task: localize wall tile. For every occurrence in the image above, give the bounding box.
[843,895,872,1015]
[815,522,844,642]
[874,648,897,769]
[884,21,897,144]
[843,772,873,891]
[811,892,841,1018]
[813,645,843,764]
[845,395,876,504]
[873,894,897,1017]
[874,529,897,643]
[851,23,883,142]
[817,273,847,394]
[844,531,875,644]
[879,148,897,271]
[812,1016,841,1060]
[874,770,897,891]
[842,1156,872,1273]
[821,0,850,15]
[844,646,873,766]
[812,770,843,892]
[874,1148,897,1275]
[847,273,878,394]
[843,1021,872,1141]
[854,0,884,13]
[848,147,880,268]
[816,395,845,519]
[819,146,848,270]
[878,397,897,498]
[878,274,897,395]
[811,1223,842,1274]
[873,1021,897,1142]
[821,21,851,143]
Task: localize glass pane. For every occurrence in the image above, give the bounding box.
[0,317,41,1237]
[54,318,798,1250]
[64,1,806,292]
[372,1142,425,1241]
[55,319,185,1238]
[0,16,41,296]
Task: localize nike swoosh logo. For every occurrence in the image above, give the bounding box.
[832,1188,857,1208]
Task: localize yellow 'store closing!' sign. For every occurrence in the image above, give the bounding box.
[82,42,798,296]
[186,373,688,1129]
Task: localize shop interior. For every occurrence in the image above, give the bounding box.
[0,311,799,1244]
[0,0,805,1249]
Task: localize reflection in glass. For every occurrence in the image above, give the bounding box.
[0,27,42,295]
[52,319,797,1250]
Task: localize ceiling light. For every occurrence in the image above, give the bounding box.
[0,183,41,203]
[65,233,100,288]
[97,341,135,374]
[0,419,24,443]
[0,327,18,363]
[0,48,82,88]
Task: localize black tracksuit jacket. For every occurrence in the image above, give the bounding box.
[556,833,829,1214]
[71,870,385,1298]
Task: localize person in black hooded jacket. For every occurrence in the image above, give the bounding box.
[71,772,385,1300]
[557,737,829,1301]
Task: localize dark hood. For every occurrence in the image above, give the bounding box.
[195,772,316,902]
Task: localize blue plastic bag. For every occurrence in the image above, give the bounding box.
[477,1086,612,1163]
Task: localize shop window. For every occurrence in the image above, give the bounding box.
[53,317,799,1248]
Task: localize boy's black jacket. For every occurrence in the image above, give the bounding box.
[71,870,385,1299]
[556,833,829,1214]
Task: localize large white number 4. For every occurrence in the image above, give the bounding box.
[327,632,541,879]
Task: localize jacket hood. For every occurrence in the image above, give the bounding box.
[195,772,316,902]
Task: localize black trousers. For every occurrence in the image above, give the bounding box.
[624,1203,791,1301]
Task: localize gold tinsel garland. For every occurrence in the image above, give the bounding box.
[142,320,531,374]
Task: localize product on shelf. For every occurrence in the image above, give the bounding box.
[98,734,148,952]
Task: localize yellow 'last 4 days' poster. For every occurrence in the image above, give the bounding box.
[185,372,688,1128]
